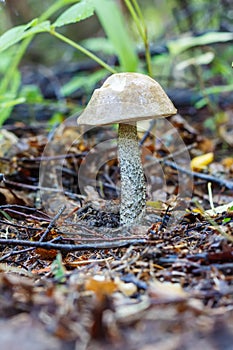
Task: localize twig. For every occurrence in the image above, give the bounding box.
[159,205,171,230]
[0,219,41,231]
[144,144,196,169]
[0,204,51,219]
[20,152,87,163]
[0,247,35,262]
[146,154,233,189]
[0,237,147,252]
[0,206,66,262]
[0,204,51,221]
[163,160,233,189]
[39,205,66,241]
[139,120,156,146]
[0,236,62,263]
[1,176,84,202]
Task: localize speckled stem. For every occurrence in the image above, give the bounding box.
[118,123,146,226]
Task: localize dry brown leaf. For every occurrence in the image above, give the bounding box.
[0,188,33,206]
[35,248,58,260]
[85,275,116,300]
[222,157,233,170]
[197,137,215,153]
[0,129,18,157]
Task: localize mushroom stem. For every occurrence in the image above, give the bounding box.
[118,122,146,225]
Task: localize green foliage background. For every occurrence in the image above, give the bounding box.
[0,0,232,126]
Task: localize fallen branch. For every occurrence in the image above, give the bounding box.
[0,237,147,252]
[39,205,66,242]
[1,176,84,202]
[0,204,51,221]
[0,205,66,262]
[163,160,233,190]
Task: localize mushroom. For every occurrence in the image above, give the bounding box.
[77,72,177,226]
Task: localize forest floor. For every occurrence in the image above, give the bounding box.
[0,71,233,349]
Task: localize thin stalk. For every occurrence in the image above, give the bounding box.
[131,0,145,26]
[124,0,152,76]
[144,27,152,77]
[49,29,117,74]
[207,182,215,213]
[124,0,144,39]
[0,36,31,94]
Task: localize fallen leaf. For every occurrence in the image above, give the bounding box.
[35,248,58,260]
[85,275,116,300]
[191,152,214,171]
[197,137,215,153]
[222,157,233,170]
[148,280,188,300]
[0,129,18,157]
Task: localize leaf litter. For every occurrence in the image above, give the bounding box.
[0,112,233,349]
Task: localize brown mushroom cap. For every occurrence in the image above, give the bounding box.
[77,72,177,126]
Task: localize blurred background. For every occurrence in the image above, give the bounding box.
[0,0,232,129]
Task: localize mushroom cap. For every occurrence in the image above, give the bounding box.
[77,72,177,126]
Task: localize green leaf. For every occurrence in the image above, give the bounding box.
[94,0,138,71]
[195,83,233,109]
[53,0,94,27]
[49,112,64,127]
[0,70,22,126]
[176,52,214,71]
[0,20,50,53]
[23,21,51,36]
[195,97,209,109]
[0,97,25,109]
[61,69,107,96]
[0,20,36,52]
[0,210,12,221]
[51,253,66,282]
[82,37,116,56]
[168,32,233,56]
[202,84,233,95]
[0,50,15,72]
[222,217,231,224]
[20,85,43,103]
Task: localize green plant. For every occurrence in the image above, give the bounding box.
[51,252,66,282]
[0,0,150,126]
[222,206,233,224]
[222,217,231,224]
[2,0,230,128]
[124,0,152,76]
